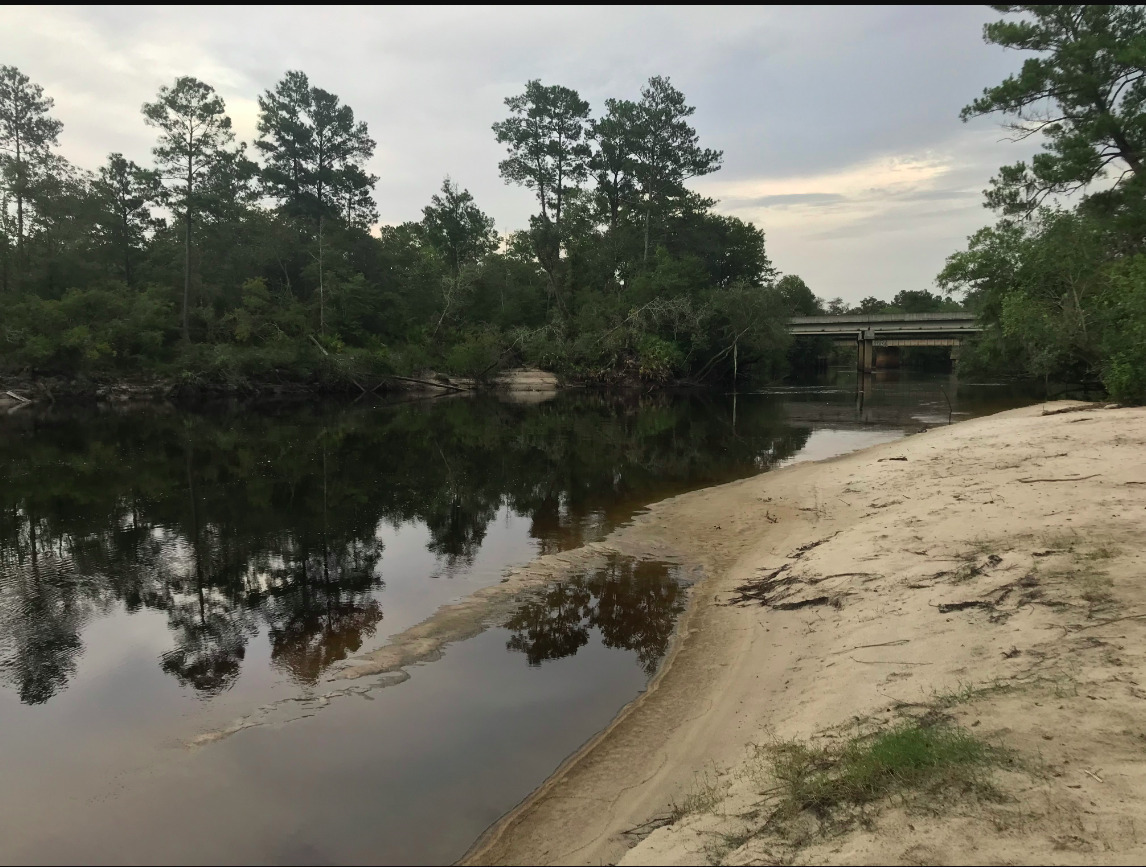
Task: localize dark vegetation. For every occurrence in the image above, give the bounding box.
[4,5,1145,398]
[0,68,811,390]
[941,5,1146,403]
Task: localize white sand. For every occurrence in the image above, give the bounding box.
[465,402,1146,866]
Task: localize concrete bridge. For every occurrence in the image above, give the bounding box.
[788,312,981,372]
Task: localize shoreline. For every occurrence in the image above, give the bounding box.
[0,367,561,407]
[463,400,1146,866]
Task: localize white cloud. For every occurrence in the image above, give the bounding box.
[1,5,1041,303]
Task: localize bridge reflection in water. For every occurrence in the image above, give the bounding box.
[764,369,1037,432]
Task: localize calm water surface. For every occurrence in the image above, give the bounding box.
[0,372,1038,864]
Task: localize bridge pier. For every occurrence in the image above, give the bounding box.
[857,329,875,373]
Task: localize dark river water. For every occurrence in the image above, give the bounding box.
[0,372,1039,865]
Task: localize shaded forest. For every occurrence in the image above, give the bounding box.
[0,67,818,389]
[6,6,1145,398]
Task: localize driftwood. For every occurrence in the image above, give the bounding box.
[1017,474,1100,483]
[4,390,31,403]
[387,374,470,393]
[307,335,371,393]
[1041,403,1102,416]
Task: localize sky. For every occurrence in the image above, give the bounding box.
[2,5,1040,304]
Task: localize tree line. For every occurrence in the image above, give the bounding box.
[0,66,811,388]
[940,4,1146,403]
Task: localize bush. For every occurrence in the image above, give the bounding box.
[442,327,504,378]
[635,334,685,383]
[1100,255,1146,404]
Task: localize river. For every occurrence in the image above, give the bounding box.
[0,371,1038,864]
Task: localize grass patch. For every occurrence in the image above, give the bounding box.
[933,678,1014,709]
[668,769,724,821]
[769,721,1000,819]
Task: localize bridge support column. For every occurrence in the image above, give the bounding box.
[857,329,875,373]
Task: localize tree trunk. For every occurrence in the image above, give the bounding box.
[318,214,325,336]
[14,127,23,261]
[122,204,132,285]
[183,145,193,342]
[183,209,191,341]
[643,207,650,264]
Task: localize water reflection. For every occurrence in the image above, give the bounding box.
[0,556,88,705]
[0,392,810,704]
[505,556,686,675]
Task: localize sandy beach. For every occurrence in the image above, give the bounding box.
[460,401,1146,866]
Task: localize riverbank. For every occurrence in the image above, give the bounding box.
[464,400,1146,866]
[0,367,558,406]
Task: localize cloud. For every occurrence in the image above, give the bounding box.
[0,5,1042,303]
[726,193,847,208]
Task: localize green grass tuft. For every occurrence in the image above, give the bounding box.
[771,722,996,817]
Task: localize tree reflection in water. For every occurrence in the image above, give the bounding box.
[264,542,385,684]
[0,392,810,704]
[505,556,685,675]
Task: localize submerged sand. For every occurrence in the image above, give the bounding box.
[462,401,1146,866]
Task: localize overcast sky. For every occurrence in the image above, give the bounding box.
[3,5,1039,303]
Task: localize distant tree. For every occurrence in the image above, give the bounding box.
[255,70,377,223]
[630,76,722,262]
[254,70,312,212]
[337,160,379,229]
[421,176,497,278]
[963,5,1146,215]
[706,281,788,384]
[777,274,822,314]
[0,65,63,271]
[143,77,236,341]
[93,153,160,285]
[889,289,946,313]
[853,296,887,314]
[492,80,592,245]
[589,98,639,237]
[421,177,498,335]
[825,296,848,315]
[255,71,377,333]
[307,86,376,223]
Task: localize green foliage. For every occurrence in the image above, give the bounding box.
[442,326,504,378]
[492,79,591,239]
[771,722,996,817]
[1098,254,1146,402]
[939,208,1139,391]
[0,65,791,388]
[421,177,498,277]
[777,274,820,315]
[1,284,176,372]
[254,70,377,226]
[963,5,1146,216]
[943,8,1146,402]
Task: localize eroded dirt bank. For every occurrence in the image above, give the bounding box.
[464,401,1146,866]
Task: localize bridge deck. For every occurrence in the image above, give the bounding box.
[788,312,981,336]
